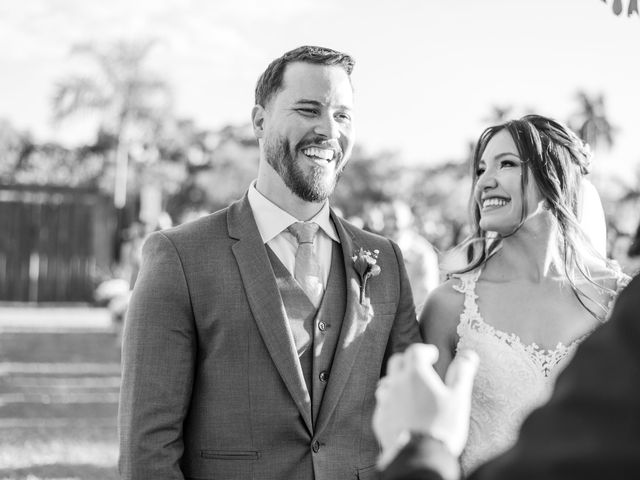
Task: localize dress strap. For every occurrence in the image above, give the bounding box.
[451,269,482,328]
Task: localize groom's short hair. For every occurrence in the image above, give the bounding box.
[254,45,355,107]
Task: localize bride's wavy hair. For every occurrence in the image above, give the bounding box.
[449,114,619,318]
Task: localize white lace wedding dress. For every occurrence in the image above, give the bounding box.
[454,269,627,475]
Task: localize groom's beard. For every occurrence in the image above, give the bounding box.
[264,135,345,203]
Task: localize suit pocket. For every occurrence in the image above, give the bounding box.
[357,463,380,480]
[200,449,260,460]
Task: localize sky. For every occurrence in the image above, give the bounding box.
[1,0,639,181]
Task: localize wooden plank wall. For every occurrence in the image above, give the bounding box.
[0,185,115,302]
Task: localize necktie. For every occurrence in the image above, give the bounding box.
[288,222,323,307]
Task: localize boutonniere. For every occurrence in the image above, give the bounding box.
[352,247,381,304]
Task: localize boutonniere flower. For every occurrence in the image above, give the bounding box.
[352,248,381,304]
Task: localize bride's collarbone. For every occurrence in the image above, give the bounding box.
[473,279,602,349]
[478,270,614,304]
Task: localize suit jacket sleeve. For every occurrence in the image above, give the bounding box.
[381,273,640,480]
[118,232,196,480]
[383,240,422,371]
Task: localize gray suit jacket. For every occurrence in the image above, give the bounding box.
[118,194,421,480]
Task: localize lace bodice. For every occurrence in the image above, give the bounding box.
[454,269,628,475]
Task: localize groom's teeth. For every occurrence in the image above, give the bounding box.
[302,147,334,161]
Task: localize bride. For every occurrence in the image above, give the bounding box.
[419,114,629,474]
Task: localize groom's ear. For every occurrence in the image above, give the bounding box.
[252,104,266,139]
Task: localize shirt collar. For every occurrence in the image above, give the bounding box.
[247,181,340,244]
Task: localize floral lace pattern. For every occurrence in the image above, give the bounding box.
[454,269,628,475]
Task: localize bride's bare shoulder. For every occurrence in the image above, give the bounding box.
[419,277,465,331]
[418,277,468,375]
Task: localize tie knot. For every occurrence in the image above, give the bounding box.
[288,221,319,244]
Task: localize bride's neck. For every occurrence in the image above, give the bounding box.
[494,212,564,282]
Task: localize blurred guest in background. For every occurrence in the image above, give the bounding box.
[628,219,640,257]
[366,200,439,312]
[419,115,629,474]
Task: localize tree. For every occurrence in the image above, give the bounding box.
[569,91,616,150]
[483,105,514,124]
[163,123,258,223]
[52,39,173,208]
[0,119,34,182]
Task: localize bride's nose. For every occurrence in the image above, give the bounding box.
[476,167,498,191]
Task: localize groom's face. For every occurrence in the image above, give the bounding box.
[257,61,355,203]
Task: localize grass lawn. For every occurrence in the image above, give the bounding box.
[0,326,121,480]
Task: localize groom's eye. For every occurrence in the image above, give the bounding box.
[335,112,351,122]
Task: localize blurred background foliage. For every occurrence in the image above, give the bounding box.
[2,38,639,280]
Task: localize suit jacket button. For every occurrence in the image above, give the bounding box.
[312,440,320,453]
[319,371,329,382]
[318,321,327,331]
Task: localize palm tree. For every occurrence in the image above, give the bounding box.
[483,105,514,124]
[52,39,173,208]
[569,91,616,151]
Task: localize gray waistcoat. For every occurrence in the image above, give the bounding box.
[266,241,346,424]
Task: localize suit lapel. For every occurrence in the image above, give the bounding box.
[228,195,313,434]
[315,210,371,434]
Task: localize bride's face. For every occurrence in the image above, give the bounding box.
[474,130,544,235]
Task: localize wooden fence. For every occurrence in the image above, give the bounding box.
[0,185,116,303]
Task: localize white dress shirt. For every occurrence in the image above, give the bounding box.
[247,181,340,290]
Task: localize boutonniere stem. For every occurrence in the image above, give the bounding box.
[352,248,381,304]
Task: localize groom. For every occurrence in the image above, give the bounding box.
[118,45,421,480]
